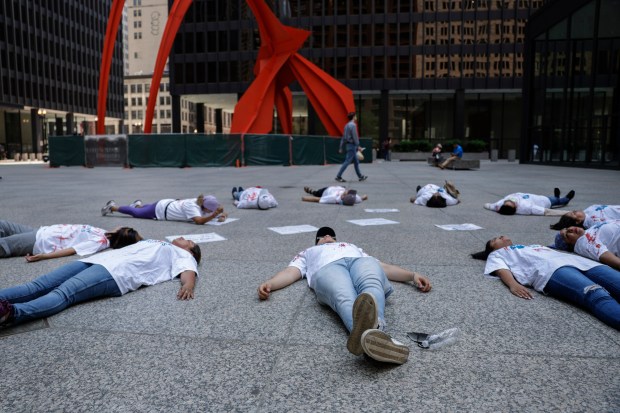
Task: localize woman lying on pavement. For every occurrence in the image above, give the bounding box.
[552,220,620,271]
[550,204,620,230]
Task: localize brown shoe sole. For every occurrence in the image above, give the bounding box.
[361,329,409,364]
[347,293,378,356]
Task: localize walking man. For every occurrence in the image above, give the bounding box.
[335,112,367,182]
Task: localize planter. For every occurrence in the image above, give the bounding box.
[392,151,489,161]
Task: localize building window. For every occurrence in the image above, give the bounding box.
[134,32,142,40]
[133,10,141,17]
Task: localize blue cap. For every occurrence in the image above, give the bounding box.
[552,232,570,251]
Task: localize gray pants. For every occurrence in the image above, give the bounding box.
[0,220,37,257]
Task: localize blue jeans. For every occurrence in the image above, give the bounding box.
[547,196,571,208]
[0,220,37,257]
[0,261,122,325]
[544,265,620,330]
[336,143,363,179]
[311,257,393,332]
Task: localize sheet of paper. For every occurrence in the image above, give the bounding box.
[364,208,399,213]
[434,223,484,231]
[165,233,227,243]
[205,217,239,226]
[347,218,399,226]
[268,224,319,235]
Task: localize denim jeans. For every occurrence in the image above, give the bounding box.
[310,257,393,332]
[544,265,620,330]
[336,143,363,179]
[0,261,122,325]
[546,196,571,208]
[0,220,37,257]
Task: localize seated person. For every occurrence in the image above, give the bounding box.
[101,194,227,224]
[438,143,463,169]
[410,182,460,208]
[553,220,620,271]
[302,186,367,205]
[0,237,201,327]
[472,235,620,330]
[431,143,443,166]
[484,188,575,216]
[550,204,620,230]
[0,221,141,261]
[231,186,278,210]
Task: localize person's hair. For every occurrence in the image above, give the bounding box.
[347,112,356,120]
[471,240,494,260]
[550,214,581,230]
[189,243,202,265]
[426,194,447,208]
[106,227,141,249]
[498,203,516,215]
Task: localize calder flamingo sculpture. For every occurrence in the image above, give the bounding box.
[97,0,355,136]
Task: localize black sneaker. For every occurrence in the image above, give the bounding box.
[358,175,368,182]
[566,190,575,200]
[554,187,560,198]
[232,187,237,198]
[416,185,422,192]
[335,177,346,183]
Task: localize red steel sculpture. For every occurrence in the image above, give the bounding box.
[97,0,354,136]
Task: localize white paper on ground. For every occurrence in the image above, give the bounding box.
[165,233,227,243]
[206,217,239,226]
[435,223,484,231]
[268,224,318,235]
[364,208,399,213]
[347,218,399,226]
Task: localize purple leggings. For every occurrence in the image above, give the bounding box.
[118,202,158,219]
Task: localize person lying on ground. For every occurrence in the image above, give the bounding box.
[410,182,460,208]
[231,186,278,210]
[550,204,620,230]
[552,220,620,271]
[484,188,575,216]
[0,221,141,262]
[302,186,367,206]
[257,226,432,364]
[0,237,201,327]
[472,235,620,330]
[101,194,227,224]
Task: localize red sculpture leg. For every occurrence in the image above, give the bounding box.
[274,86,292,134]
[96,0,125,135]
[144,0,193,133]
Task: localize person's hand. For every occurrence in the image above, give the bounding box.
[258,282,272,300]
[25,254,42,262]
[217,212,228,222]
[510,285,532,299]
[177,284,195,300]
[413,273,432,292]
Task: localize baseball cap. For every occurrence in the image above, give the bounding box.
[315,226,336,245]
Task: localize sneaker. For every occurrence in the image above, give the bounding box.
[335,177,346,183]
[238,186,244,193]
[347,293,378,356]
[0,299,14,325]
[129,199,143,208]
[101,200,117,216]
[232,187,237,198]
[554,187,560,198]
[416,185,422,192]
[566,190,575,200]
[304,186,314,195]
[358,175,368,182]
[361,329,410,365]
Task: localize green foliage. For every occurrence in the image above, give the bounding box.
[393,140,432,152]
[464,139,487,152]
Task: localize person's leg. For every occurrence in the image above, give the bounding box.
[9,264,122,325]
[312,187,327,197]
[545,266,620,330]
[0,261,92,303]
[311,259,359,332]
[0,220,37,257]
[348,257,391,329]
[546,196,571,207]
[232,191,241,201]
[117,202,157,219]
[582,265,620,300]
[0,220,34,238]
[336,145,356,179]
[351,147,364,178]
[439,155,456,169]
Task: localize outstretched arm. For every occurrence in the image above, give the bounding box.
[380,262,432,292]
[192,206,226,225]
[494,269,532,299]
[25,247,77,262]
[599,251,620,271]
[258,266,302,300]
[302,195,320,203]
[177,270,197,300]
[543,208,571,216]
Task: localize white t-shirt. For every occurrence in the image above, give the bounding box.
[155,198,205,221]
[34,224,109,256]
[484,244,601,292]
[236,187,278,209]
[414,184,458,206]
[574,220,620,261]
[319,186,362,205]
[288,242,370,286]
[484,193,550,215]
[583,205,620,228]
[81,239,198,295]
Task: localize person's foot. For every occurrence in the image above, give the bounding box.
[232,187,237,198]
[335,177,346,183]
[347,293,378,356]
[101,200,116,216]
[360,329,410,365]
[439,165,445,170]
[304,186,314,195]
[358,175,368,182]
[416,185,421,192]
[129,200,143,208]
[0,299,14,325]
[554,188,560,198]
[238,186,244,192]
[566,190,575,200]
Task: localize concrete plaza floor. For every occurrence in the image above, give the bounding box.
[0,160,618,412]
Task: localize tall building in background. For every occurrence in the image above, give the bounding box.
[0,0,123,159]
[124,0,195,134]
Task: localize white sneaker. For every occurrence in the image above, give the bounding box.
[101,200,117,216]
[360,329,410,364]
[129,199,143,208]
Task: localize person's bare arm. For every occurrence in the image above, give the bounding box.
[258,267,302,300]
[25,247,77,262]
[543,208,571,216]
[177,270,197,300]
[302,196,320,203]
[493,269,532,299]
[380,262,431,292]
[192,206,225,225]
[599,251,620,271]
